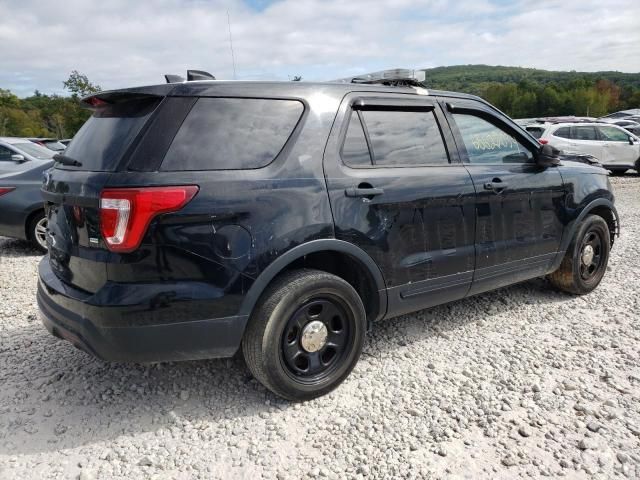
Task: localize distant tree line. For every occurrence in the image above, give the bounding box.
[0,71,99,138]
[424,65,640,118]
[1,65,640,138]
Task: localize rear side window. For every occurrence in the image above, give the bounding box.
[359,109,449,166]
[553,127,571,139]
[572,126,598,141]
[161,98,303,171]
[64,97,160,171]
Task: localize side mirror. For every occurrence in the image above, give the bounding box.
[535,144,560,167]
[629,136,636,145]
[10,154,26,163]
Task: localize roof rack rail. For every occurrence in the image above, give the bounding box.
[331,68,426,87]
[164,70,216,83]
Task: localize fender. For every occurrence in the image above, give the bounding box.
[238,239,388,322]
[550,198,619,272]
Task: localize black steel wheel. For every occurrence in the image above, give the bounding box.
[243,269,366,401]
[281,297,353,384]
[548,214,610,295]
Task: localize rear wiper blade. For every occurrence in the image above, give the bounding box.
[53,153,82,167]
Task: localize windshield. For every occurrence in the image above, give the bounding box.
[13,142,56,159]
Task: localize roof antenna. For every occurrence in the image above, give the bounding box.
[227,10,237,80]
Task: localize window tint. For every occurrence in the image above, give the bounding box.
[0,146,13,161]
[360,109,448,166]
[453,114,533,164]
[553,127,571,139]
[162,98,303,171]
[598,126,629,142]
[64,97,160,171]
[341,111,371,166]
[572,126,598,141]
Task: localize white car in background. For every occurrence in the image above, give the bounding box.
[526,122,640,174]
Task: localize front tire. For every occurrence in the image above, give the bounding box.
[548,215,610,295]
[242,269,366,401]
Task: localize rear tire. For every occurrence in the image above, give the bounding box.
[242,269,366,401]
[548,215,610,295]
[27,211,48,253]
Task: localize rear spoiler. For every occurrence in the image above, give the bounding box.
[80,91,166,110]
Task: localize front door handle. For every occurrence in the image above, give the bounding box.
[345,184,385,198]
[484,178,508,193]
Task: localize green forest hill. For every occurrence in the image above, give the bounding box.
[1,66,640,139]
[423,64,640,119]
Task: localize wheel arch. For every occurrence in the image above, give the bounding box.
[238,239,387,325]
[563,198,619,253]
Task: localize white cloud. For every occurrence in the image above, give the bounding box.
[0,0,638,97]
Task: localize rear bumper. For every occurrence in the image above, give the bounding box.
[37,257,248,362]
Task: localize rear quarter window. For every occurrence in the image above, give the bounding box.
[63,97,160,171]
[525,126,545,139]
[161,98,304,171]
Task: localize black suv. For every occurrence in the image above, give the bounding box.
[38,73,619,401]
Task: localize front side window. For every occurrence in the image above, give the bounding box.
[162,98,303,171]
[359,109,448,166]
[453,113,533,164]
[598,126,630,142]
[572,126,598,141]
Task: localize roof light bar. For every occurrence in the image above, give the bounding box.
[332,68,426,86]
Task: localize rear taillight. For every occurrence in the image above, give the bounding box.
[539,139,549,145]
[99,185,198,252]
[0,187,15,197]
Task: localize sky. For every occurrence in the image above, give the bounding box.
[1,0,639,97]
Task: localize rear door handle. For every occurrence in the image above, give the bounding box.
[345,185,385,198]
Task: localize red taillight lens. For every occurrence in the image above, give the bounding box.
[539,139,549,145]
[99,185,198,252]
[0,187,15,197]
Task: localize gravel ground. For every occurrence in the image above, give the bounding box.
[0,176,639,480]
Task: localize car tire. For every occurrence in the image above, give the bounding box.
[548,215,610,295]
[28,211,48,253]
[242,269,366,401]
[608,169,627,176]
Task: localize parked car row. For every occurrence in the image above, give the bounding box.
[523,121,640,174]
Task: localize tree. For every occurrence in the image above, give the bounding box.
[63,70,102,98]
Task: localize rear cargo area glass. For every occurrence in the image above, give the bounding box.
[161,98,303,170]
[63,97,160,171]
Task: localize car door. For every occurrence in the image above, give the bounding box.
[597,125,638,165]
[565,125,605,160]
[323,93,476,318]
[442,99,566,296]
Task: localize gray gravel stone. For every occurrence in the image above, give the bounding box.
[0,176,639,479]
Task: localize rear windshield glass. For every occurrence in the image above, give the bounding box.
[12,142,55,159]
[62,97,160,171]
[161,98,303,171]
